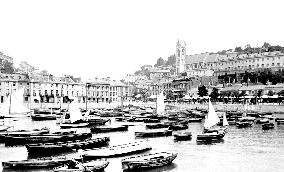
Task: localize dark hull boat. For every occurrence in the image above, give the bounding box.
[54,160,109,172]
[174,132,192,140]
[187,118,202,122]
[31,114,57,120]
[26,137,110,156]
[2,157,71,169]
[145,123,168,129]
[59,122,89,129]
[143,118,160,123]
[0,128,50,140]
[4,132,92,146]
[196,132,225,141]
[83,141,152,160]
[236,121,253,128]
[262,123,275,130]
[90,125,128,133]
[122,152,177,171]
[168,124,188,131]
[135,129,172,138]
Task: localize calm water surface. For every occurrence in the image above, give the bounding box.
[1,115,284,172]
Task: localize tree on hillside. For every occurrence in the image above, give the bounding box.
[198,85,208,97]
[154,57,165,67]
[262,42,271,51]
[234,46,243,53]
[1,60,15,74]
[165,55,176,66]
[209,88,219,101]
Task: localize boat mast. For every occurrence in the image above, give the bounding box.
[8,90,12,115]
[85,83,88,111]
[121,88,123,112]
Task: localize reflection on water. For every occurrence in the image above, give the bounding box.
[1,116,284,172]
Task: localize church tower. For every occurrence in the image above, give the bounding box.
[176,39,186,74]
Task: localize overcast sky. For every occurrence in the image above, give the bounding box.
[0,0,283,80]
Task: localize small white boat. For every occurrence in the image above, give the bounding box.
[83,141,152,159]
[122,152,177,171]
[54,160,109,172]
[0,125,11,132]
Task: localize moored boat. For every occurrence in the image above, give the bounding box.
[256,118,269,124]
[236,121,253,128]
[31,108,57,120]
[54,160,109,172]
[168,124,188,131]
[4,132,92,146]
[0,127,50,140]
[121,152,177,171]
[262,123,275,130]
[145,123,168,129]
[135,129,172,138]
[26,137,110,156]
[90,125,128,133]
[83,141,152,159]
[0,125,11,132]
[174,132,192,140]
[196,99,225,142]
[2,157,71,169]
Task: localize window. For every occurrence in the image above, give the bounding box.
[266,64,269,67]
[267,58,269,60]
[272,63,275,66]
[262,64,264,67]
[277,63,280,66]
[257,64,259,67]
[262,58,264,61]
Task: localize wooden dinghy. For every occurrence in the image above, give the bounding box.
[26,137,110,156]
[196,131,225,142]
[90,125,128,133]
[83,141,152,160]
[168,124,188,131]
[60,122,90,129]
[53,160,109,172]
[4,132,92,146]
[145,123,168,129]
[0,125,11,132]
[262,123,275,130]
[122,152,177,171]
[2,157,71,169]
[236,121,253,128]
[173,132,192,140]
[0,127,50,140]
[135,129,172,138]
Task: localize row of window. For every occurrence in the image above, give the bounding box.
[189,56,283,69]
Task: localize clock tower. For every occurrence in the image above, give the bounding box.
[176,40,186,74]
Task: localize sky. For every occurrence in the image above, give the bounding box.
[0,0,283,80]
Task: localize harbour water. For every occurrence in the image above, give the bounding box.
[1,115,284,172]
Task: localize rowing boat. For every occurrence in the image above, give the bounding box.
[122,152,177,171]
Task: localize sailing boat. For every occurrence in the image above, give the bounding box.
[60,99,89,128]
[0,88,32,118]
[196,99,225,141]
[156,92,165,116]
